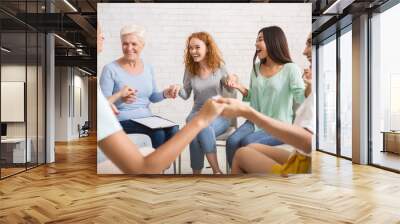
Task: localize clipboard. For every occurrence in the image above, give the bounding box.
[132,116,177,129]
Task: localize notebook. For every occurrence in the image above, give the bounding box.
[132,116,177,129]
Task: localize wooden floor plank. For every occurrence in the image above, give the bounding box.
[0,135,399,223]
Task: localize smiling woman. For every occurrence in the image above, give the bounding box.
[178,32,236,174]
[223,26,306,168]
[99,24,181,150]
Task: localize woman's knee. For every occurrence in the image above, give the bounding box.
[167,125,179,137]
[152,128,165,137]
[232,147,250,164]
[171,125,179,132]
[240,135,254,147]
[197,129,217,153]
[197,127,213,141]
[246,143,263,149]
[227,133,241,148]
[150,129,166,146]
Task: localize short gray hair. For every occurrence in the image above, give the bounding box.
[120,24,145,44]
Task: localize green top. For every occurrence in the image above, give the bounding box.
[243,62,305,130]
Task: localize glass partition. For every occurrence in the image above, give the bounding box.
[317,35,337,155]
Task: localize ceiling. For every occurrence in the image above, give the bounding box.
[0,0,393,74]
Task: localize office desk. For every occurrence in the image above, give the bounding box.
[1,138,31,163]
[381,131,400,155]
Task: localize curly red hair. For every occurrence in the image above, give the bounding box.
[184,32,224,75]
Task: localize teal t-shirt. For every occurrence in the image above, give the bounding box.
[243,62,305,130]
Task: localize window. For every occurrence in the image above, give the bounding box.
[317,36,337,154]
[0,1,47,179]
[370,2,400,171]
[339,28,352,158]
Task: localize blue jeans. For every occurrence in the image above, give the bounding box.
[226,120,283,167]
[120,120,179,148]
[187,112,230,170]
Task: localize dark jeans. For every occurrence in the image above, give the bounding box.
[120,120,179,148]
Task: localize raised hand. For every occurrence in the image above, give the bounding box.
[215,97,251,119]
[196,99,225,126]
[164,84,180,99]
[121,85,137,104]
[225,74,240,89]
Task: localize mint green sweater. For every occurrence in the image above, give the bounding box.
[243,62,305,130]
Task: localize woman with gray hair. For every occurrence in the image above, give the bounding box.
[100,24,180,148]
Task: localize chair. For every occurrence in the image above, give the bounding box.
[78,121,90,138]
[216,118,237,174]
[215,85,238,174]
[97,134,154,174]
[96,123,180,174]
[127,134,181,174]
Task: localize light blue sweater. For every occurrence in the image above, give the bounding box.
[100,61,165,121]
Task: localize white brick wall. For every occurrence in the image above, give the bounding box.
[98,3,311,126]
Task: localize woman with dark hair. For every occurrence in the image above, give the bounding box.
[224,26,305,168]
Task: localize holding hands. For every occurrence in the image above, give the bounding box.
[120,85,137,104]
[107,85,137,115]
[196,97,252,127]
[225,74,240,89]
[225,74,248,97]
[216,97,251,119]
[164,84,180,99]
[195,99,226,127]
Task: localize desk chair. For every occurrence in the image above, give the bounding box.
[78,121,90,138]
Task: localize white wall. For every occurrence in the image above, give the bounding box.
[98,3,311,126]
[1,65,39,137]
[54,67,89,141]
[55,66,69,141]
[1,64,46,163]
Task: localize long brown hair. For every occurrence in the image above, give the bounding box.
[253,26,292,76]
[184,32,224,75]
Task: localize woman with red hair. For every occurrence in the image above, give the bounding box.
[177,32,235,174]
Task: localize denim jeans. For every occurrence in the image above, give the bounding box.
[226,120,283,167]
[187,112,230,170]
[119,120,179,148]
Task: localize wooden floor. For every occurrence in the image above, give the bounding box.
[1,135,400,223]
[373,150,400,171]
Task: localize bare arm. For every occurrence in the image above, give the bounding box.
[107,91,123,104]
[107,85,136,104]
[245,108,312,153]
[236,83,249,97]
[178,69,192,100]
[217,98,312,154]
[224,74,249,97]
[98,100,223,174]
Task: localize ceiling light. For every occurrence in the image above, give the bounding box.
[54,34,75,48]
[322,0,354,15]
[1,47,11,53]
[63,0,78,12]
[78,67,92,76]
